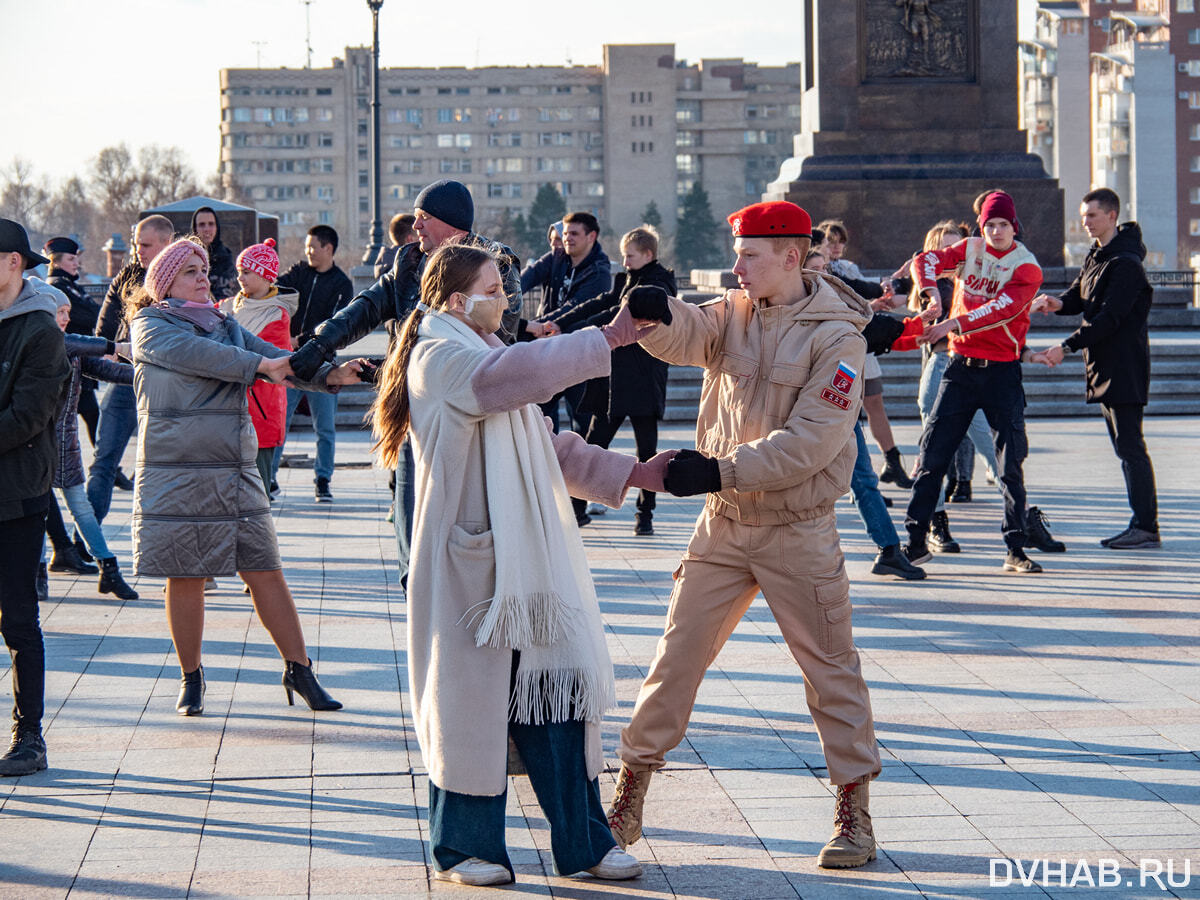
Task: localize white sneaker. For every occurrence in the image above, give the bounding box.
[434,857,512,886]
[585,846,643,880]
[585,502,607,516]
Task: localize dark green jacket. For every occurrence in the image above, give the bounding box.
[0,278,71,521]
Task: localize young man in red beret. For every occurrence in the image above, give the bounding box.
[905,191,1047,572]
[606,201,882,869]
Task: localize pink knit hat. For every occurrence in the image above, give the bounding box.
[236,237,279,282]
[145,239,209,303]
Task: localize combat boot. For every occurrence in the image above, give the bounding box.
[878,447,913,489]
[98,558,139,600]
[1024,506,1065,553]
[606,765,651,849]
[928,510,960,553]
[817,778,876,868]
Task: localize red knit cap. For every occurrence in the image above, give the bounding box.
[145,239,209,303]
[236,237,279,282]
[977,191,1020,231]
[727,201,812,239]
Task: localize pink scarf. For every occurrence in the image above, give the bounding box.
[156,297,226,333]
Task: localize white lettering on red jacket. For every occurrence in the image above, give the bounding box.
[912,237,1042,362]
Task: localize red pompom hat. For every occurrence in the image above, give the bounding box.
[727,201,812,239]
[236,238,280,283]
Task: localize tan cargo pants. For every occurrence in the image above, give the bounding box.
[619,508,881,785]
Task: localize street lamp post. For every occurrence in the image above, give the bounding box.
[362,0,385,265]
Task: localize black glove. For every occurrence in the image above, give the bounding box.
[357,357,383,384]
[626,285,672,325]
[664,449,722,497]
[862,313,905,356]
[290,336,336,381]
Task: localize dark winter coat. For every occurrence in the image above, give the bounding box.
[276,261,355,347]
[54,335,132,489]
[522,241,612,318]
[1057,222,1154,405]
[310,235,523,352]
[95,261,145,343]
[545,260,676,420]
[0,279,71,522]
[190,208,239,301]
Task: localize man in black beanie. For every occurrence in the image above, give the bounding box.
[288,180,522,588]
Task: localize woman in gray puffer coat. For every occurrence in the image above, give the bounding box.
[128,239,362,717]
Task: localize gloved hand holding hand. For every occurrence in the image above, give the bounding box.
[601,304,658,348]
[626,449,679,493]
[626,285,673,325]
[664,449,722,497]
[290,336,335,381]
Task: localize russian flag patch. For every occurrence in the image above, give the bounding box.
[830,361,858,395]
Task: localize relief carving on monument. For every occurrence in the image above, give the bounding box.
[861,0,975,82]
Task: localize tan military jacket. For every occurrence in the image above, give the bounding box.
[640,275,870,525]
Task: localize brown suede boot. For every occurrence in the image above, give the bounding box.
[817,778,876,868]
[606,765,651,849]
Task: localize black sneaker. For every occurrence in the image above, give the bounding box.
[633,513,654,536]
[1003,548,1043,573]
[576,512,592,528]
[315,477,333,503]
[113,469,134,491]
[872,545,926,580]
[1105,527,1161,550]
[928,510,961,553]
[949,481,972,503]
[0,728,47,776]
[269,480,280,500]
[1099,527,1131,548]
[902,540,932,566]
[1025,506,1065,553]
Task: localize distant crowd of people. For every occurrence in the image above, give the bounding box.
[0,177,1160,886]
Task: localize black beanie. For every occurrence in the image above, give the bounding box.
[414,180,474,233]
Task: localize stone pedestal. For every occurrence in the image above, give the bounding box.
[766,0,1064,268]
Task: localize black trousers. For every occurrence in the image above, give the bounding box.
[907,358,1029,550]
[77,386,99,447]
[1101,403,1158,533]
[0,509,48,732]
[571,413,659,519]
[44,492,72,552]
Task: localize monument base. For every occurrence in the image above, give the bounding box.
[765,167,1065,269]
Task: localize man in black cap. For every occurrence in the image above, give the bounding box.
[0,218,71,776]
[288,180,522,586]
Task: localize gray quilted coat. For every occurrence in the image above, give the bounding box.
[129,306,332,577]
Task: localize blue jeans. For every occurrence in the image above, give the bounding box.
[86,384,137,523]
[274,387,338,481]
[919,351,999,490]
[57,483,112,561]
[394,441,415,587]
[907,357,1029,550]
[850,422,898,550]
[428,717,615,877]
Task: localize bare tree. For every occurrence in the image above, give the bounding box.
[0,157,52,232]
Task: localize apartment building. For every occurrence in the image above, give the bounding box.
[1021,0,1200,266]
[218,44,802,260]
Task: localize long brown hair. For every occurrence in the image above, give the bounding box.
[908,220,969,312]
[371,241,499,468]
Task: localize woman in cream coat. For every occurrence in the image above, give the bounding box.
[371,242,671,887]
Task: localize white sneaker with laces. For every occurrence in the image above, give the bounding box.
[434,857,512,886]
[585,846,643,880]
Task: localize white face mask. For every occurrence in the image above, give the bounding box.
[461,292,505,333]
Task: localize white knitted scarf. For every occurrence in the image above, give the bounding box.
[420,313,616,726]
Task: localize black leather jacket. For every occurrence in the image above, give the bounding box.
[311,234,523,353]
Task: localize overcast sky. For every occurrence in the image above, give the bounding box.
[1,0,1037,186]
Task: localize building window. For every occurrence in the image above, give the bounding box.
[317,133,334,147]
[1191,218,1200,235]
[1190,187,1200,203]
[254,108,272,123]
[438,108,453,123]
[318,211,333,224]
[315,108,333,121]
[677,130,700,147]
[1182,0,1196,12]
[437,134,453,147]
[455,133,472,147]
[315,87,332,95]
[1190,123,1200,140]
[676,154,699,175]
[585,183,604,197]
[1190,27,1200,43]
[676,100,701,123]
[1190,155,1200,171]
[232,107,251,122]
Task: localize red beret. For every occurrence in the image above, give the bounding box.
[727,201,812,239]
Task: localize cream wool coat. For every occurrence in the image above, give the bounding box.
[406,313,638,796]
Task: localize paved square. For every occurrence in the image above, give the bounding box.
[1,416,1196,898]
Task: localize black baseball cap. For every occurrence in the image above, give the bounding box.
[0,218,49,269]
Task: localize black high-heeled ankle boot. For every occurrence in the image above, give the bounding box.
[283,659,342,711]
[177,666,204,716]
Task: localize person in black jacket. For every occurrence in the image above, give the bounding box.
[44,238,102,446]
[274,225,354,502]
[374,213,416,281]
[88,214,174,522]
[288,180,522,584]
[538,226,671,534]
[0,219,71,776]
[190,206,238,301]
[1032,188,1159,549]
